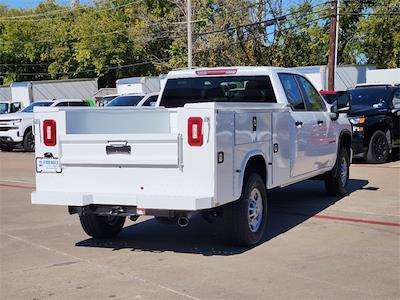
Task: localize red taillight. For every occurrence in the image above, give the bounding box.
[188,117,203,146]
[195,69,237,76]
[43,120,56,146]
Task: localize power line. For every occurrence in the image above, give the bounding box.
[193,13,331,56]
[0,12,332,78]
[339,12,400,16]
[197,6,331,38]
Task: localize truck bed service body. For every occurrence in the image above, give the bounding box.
[32,67,352,246]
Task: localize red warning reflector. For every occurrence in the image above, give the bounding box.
[43,119,57,146]
[188,117,203,146]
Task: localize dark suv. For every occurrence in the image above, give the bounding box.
[347,84,400,163]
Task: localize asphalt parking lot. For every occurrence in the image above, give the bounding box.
[0,152,399,299]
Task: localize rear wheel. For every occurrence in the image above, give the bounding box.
[79,214,125,238]
[223,174,267,246]
[23,129,35,152]
[367,130,390,164]
[325,147,349,196]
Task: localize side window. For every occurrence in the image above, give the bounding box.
[243,77,277,103]
[55,102,68,107]
[393,88,400,108]
[143,95,158,106]
[278,73,305,110]
[68,102,89,107]
[297,76,325,111]
[10,102,21,113]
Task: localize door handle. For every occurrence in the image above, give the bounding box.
[317,120,324,125]
[295,121,303,127]
[106,141,131,155]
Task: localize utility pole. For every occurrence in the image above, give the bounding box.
[327,0,338,91]
[187,0,193,68]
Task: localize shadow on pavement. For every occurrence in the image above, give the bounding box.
[76,179,370,256]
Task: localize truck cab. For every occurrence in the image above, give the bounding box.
[0,101,23,114]
[31,67,352,246]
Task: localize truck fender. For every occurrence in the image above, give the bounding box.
[235,150,268,199]
[24,126,32,137]
[337,130,352,163]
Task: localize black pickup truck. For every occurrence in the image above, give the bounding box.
[346,84,400,163]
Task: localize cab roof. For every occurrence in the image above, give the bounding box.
[166,66,301,79]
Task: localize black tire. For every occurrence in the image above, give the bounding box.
[325,147,350,196]
[223,173,267,246]
[79,214,125,238]
[367,130,390,164]
[23,128,35,152]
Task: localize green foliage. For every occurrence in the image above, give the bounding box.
[0,0,399,86]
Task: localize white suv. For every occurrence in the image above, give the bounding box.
[0,99,89,151]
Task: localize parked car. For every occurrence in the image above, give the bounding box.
[0,99,89,152]
[31,67,352,246]
[99,94,118,106]
[106,93,159,107]
[0,101,23,114]
[347,84,400,163]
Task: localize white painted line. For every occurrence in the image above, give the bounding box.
[0,179,35,184]
[1,232,201,300]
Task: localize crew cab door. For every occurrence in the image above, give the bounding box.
[278,73,319,177]
[296,75,337,167]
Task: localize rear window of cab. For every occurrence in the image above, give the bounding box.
[160,76,277,108]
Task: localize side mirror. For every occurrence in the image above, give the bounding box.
[337,92,351,112]
[392,108,400,116]
[329,102,339,120]
[150,101,156,107]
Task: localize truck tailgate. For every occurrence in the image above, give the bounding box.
[32,107,216,210]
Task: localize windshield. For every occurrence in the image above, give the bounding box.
[160,76,276,108]
[21,102,52,112]
[102,96,117,105]
[106,95,143,107]
[0,103,9,114]
[350,88,391,109]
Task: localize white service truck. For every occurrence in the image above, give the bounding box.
[116,76,160,95]
[31,67,352,246]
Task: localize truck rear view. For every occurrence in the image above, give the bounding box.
[32,67,352,246]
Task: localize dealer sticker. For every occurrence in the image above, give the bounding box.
[36,157,61,173]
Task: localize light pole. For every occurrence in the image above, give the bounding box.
[187,0,193,68]
[327,0,338,91]
[334,0,340,86]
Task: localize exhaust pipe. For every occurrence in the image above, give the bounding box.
[177,216,189,228]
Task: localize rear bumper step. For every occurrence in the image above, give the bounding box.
[31,191,214,210]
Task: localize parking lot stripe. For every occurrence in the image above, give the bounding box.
[352,164,400,169]
[313,214,400,227]
[278,211,400,227]
[0,183,35,190]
